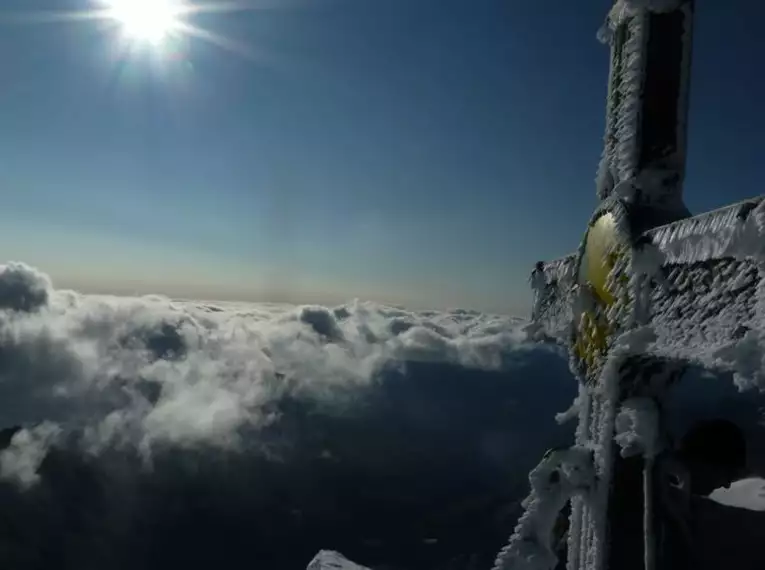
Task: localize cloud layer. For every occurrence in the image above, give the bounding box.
[0,262,575,569]
[0,263,548,462]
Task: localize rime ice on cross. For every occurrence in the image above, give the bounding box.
[497,1,765,570]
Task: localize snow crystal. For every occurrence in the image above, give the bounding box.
[629,198,765,393]
[649,198,765,264]
[615,16,645,184]
[631,241,666,278]
[596,160,615,198]
[629,240,668,327]
[614,397,659,458]
[529,255,578,344]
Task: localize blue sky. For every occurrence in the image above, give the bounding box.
[0,0,762,315]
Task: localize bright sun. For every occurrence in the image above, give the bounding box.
[105,0,181,45]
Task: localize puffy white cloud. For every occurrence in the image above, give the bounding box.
[0,262,579,570]
[0,262,553,476]
[0,422,61,489]
[0,262,51,313]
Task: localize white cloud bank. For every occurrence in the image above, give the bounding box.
[0,261,547,488]
[0,422,61,489]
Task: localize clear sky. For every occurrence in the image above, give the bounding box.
[0,0,762,315]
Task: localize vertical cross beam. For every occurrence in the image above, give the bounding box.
[597,0,694,232]
[568,4,698,569]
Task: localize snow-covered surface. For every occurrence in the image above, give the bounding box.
[629,242,667,327]
[307,551,370,570]
[709,478,765,511]
[614,15,644,185]
[537,227,765,570]
[598,4,648,196]
[532,1,765,569]
[532,177,765,570]
[492,447,594,570]
[637,199,765,390]
[531,209,765,570]
[649,197,765,264]
[648,257,760,380]
[535,196,765,393]
[614,397,659,458]
[597,0,694,220]
[531,254,577,342]
[609,0,686,29]
[572,330,656,570]
[622,0,685,14]
[566,326,688,570]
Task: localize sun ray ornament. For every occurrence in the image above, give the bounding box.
[501,1,765,569]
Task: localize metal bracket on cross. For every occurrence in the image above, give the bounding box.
[517,1,765,570]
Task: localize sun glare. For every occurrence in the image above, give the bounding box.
[21,0,270,63]
[105,0,181,45]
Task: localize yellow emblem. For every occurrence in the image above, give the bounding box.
[573,213,628,373]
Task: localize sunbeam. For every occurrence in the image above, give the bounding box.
[0,0,288,61]
[103,0,182,45]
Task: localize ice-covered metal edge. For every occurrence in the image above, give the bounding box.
[609,0,687,27]
[647,195,765,263]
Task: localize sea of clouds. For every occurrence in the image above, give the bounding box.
[0,262,560,476]
[0,261,577,569]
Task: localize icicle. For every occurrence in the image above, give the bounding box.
[643,455,657,570]
[613,397,660,570]
[568,385,592,570]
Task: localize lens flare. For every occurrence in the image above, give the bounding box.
[104,0,181,45]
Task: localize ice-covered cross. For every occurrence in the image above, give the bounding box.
[510,1,765,570]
